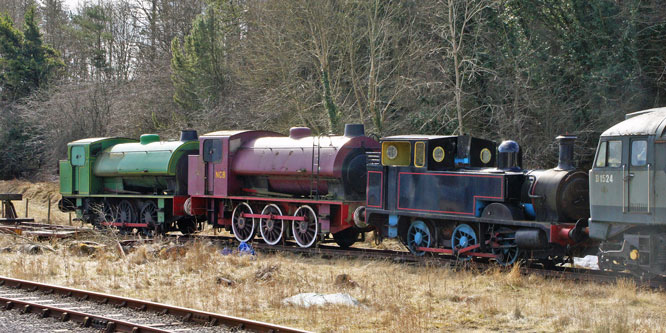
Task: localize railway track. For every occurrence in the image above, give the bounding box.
[3,220,665,290]
[0,276,308,333]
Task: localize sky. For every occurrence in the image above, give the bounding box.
[63,0,85,11]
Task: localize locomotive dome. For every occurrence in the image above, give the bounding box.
[601,107,666,137]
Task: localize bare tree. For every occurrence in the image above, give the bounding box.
[344,0,424,135]
[429,0,496,135]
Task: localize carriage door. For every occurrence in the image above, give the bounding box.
[627,137,651,214]
[202,139,222,195]
[70,146,86,194]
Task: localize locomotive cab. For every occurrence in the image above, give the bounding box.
[590,108,666,275]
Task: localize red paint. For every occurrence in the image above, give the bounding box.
[456,243,481,255]
[366,171,383,208]
[550,224,576,246]
[415,246,499,258]
[172,196,188,216]
[192,195,347,205]
[187,196,207,216]
[397,172,504,215]
[241,213,306,221]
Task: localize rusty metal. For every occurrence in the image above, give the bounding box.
[0,295,169,332]
[0,276,309,333]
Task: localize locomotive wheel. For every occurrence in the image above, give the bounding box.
[333,227,360,249]
[232,202,256,242]
[406,220,432,256]
[96,201,116,228]
[292,205,319,248]
[489,225,520,266]
[259,204,285,245]
[116,200,137,233]
[139,201,158,225]
[139,201,159,236]
[452,224,478,260]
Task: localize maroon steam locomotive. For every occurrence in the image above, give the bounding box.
[185,124,380,248]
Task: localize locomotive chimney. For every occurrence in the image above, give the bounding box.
[180,130,198,141]
[344,124,365,137]
[555,135,576,170]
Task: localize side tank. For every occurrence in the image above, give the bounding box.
[522,136,590,222]
[231,124,379,199]
[93,130,199,195]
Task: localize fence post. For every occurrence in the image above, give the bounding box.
[47,195,51,225]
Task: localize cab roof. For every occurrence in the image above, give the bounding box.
[202,130,282,138]
[602,107,666,137]
[68,137,134,145]
[382,135,456,141]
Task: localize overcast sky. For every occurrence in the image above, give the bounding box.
[63,0,84,10]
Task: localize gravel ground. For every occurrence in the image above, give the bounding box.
[0,285,248,332]
[0,310,95,333]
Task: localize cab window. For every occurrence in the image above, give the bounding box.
[203,139,222,163]
[71,146,85,166]
[631,140,647,166]
[595,142,607,167]
[607,140,622,167]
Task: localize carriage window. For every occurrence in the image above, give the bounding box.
[595,142,607,167]
[631,140,647,166]
[607,140,622,167]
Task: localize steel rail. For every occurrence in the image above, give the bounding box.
[0,276,309,333]
[0,295,169,332]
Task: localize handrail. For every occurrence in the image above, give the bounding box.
[647,163,652,214]
[622,164,626,213]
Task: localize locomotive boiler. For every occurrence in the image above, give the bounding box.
[366,134,592,265]
[230,124,372,199]
[187,124,380,248]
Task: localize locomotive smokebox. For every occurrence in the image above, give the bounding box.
[180,130,198,142]
[344,124,365,137]
[555,135,577,171]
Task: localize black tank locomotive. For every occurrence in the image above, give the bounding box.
[366,134,590,265]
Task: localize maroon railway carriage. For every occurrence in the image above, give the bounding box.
[185,124,380,248]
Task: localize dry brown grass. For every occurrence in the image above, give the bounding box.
[1,180,665,332]
[0,180,71,225]
[0,235,664,332]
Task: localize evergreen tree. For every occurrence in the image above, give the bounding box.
[0,6,63,101]
[170,1,240,111]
